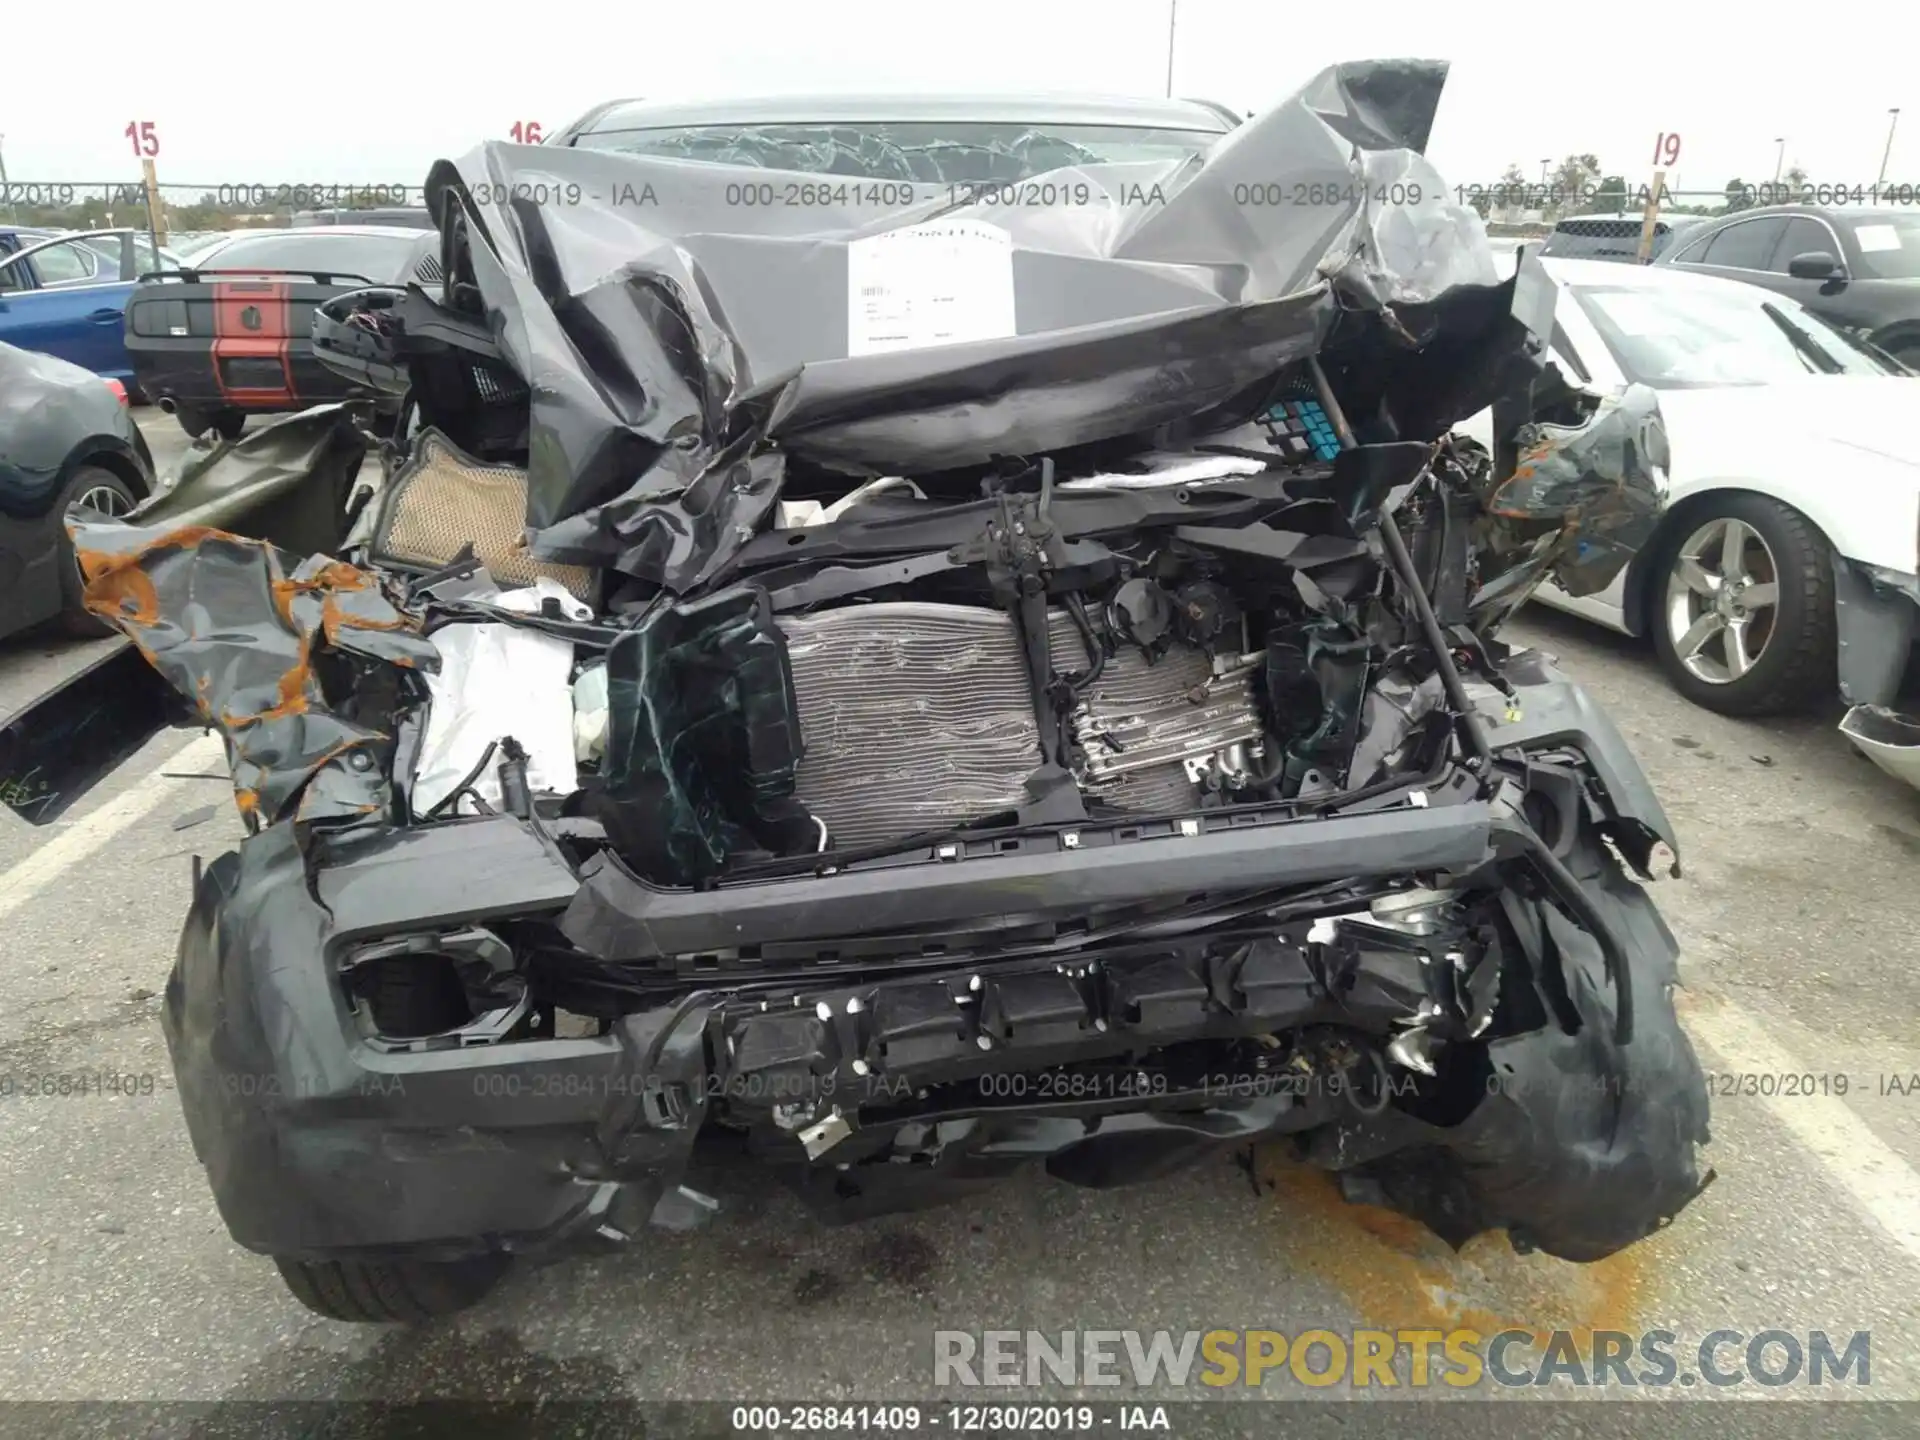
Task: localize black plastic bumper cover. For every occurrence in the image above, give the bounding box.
[163,662,1704,1265]
[162,818,708,1262]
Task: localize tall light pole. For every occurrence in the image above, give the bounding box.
[0,134,9,189]
[1164,0,1177,98]
[1539,158,1551,184]
[1880,108,1901,187]
[1772,138,1785,185]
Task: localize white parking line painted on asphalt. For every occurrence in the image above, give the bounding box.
[1688,997,1920,1266]
[0,733,225,926]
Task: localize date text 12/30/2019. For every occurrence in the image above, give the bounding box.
[729,1404,1174,1433]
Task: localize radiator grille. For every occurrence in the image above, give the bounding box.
[781,604,1039,848]
[779,602,1264,848]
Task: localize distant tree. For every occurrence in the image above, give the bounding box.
[1493,162,1528,214]
[1550,152,1600,216]
[1770,164,1811,205]
[1587,174,1629,214]
[1723,178,1754,214]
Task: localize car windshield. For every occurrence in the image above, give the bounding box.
[1570,282,1898,386]
[575,120,1221,183]
[1842,215,1920,279]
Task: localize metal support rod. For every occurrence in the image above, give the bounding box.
[1378,513,1497,774]
[1879,108,1901,188]
[1163,0,1177,98]
[1304,358,1496,775]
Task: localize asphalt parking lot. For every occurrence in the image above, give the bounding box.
[0,408,1917,1429]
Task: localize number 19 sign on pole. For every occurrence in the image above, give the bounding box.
[1638,132,1680,263]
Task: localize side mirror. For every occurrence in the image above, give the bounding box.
[1787,250,1843,280]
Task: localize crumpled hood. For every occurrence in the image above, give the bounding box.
[418,59,1532,580]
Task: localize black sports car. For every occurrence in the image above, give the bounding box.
[0,341,154,640]
[126,226,440,441]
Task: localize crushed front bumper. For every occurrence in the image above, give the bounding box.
[163,657,1706,1268]
[1834,558,1920,789]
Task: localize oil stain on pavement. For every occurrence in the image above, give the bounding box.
[1256,1156,1659,1350]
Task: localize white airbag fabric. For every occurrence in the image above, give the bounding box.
[411,579,588,817]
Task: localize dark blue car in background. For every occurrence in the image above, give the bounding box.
[0,229,156,384]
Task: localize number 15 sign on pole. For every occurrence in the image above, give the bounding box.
[1637,131,1681,262]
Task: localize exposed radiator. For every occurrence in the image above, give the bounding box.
[782,604,1039,848]
[780,603,1263,848]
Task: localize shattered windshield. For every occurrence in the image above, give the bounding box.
[1571,283,1897,387]
[573,121,1223,183]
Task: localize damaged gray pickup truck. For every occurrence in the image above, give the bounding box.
[0,60,1713,1323]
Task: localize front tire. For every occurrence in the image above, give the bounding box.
[274,1254,510,1323]
[56,466,140,637]
[1648,494,1835,716]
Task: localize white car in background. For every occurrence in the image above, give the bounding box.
[1465,257,1920,726]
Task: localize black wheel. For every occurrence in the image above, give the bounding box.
[56,466,139,637]
[210,408,246,441]
[172,406,212,440]
[274,1253,510,1323]
[1648,494,1835,716]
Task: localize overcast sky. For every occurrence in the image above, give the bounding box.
[3,0,1912,203]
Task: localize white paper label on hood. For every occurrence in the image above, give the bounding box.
[846,219,1015,356]
[1853,223,1902,253]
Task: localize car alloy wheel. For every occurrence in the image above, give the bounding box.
[73,481,133,518]
[1662,516,1781,685]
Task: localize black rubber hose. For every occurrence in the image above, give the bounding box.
[1062,593,1106,695]
[423,740,498,819]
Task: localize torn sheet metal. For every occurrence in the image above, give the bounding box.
[412,579,589,817]
[1324,834,1712,1262]
[420,60,1512,582]
[69,520,437,825]
[130,403,371,559]
[1476,383,1669,616]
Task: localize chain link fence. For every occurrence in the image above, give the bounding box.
[0,180,431,244]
